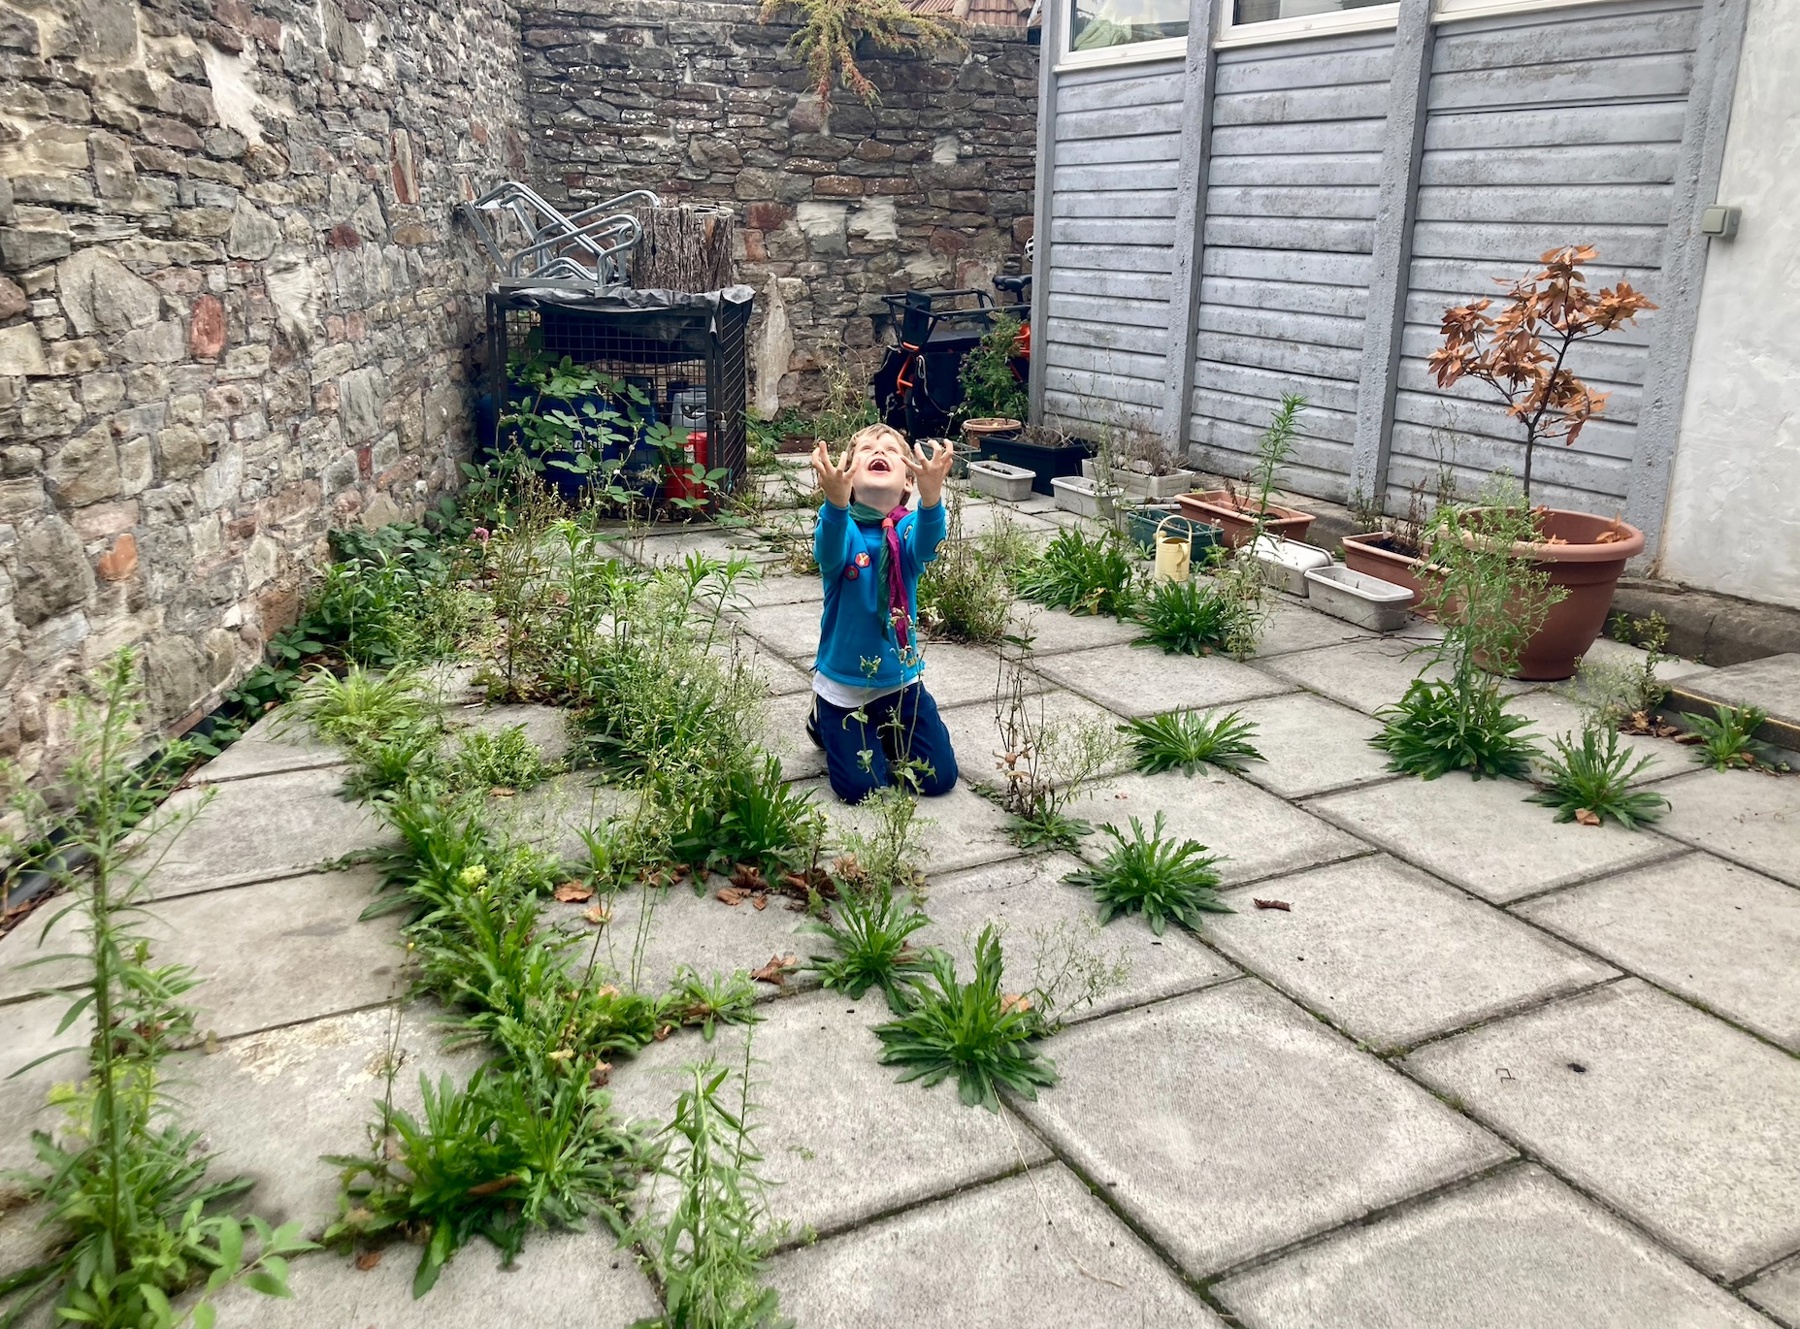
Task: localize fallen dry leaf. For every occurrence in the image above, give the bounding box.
[583,905,610,926]
[716,887,746,907]
[653,1025,672,1041]
[751,894,768,911]
[1253,898,1292,912]
[1574,808,1602,827]
[589,1060,613,1088]
[553,882,595,904]
[465,1175,519,1198]
[732,863,770,891]
[751,954,799,986]
[355,1250,383,1271]
[1000,992,1033,1015]
[489,786,516,798]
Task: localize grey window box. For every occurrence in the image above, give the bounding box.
[1250,534,1332,597]
[1305,563,1415,632]
[1051,474,1124,519]
[1082,460,1199,500]
[967,459,1036,503]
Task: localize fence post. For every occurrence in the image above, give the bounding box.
[1026,0,1060,426]
[1161,0,1219,462]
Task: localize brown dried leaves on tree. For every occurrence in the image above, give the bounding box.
[1426,245,1657,500]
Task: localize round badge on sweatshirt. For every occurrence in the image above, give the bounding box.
[845,565,859,580]
[854,552,871,568]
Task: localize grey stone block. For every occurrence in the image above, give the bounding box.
[1310,772,1676,903]
[798,777,1022,877]
[140,766,385,899]
[1216,1164,1775,1329]
[1261,636,1449,715]
[626,525,780,570]
[943,687,1137,792]
[1230,691,1395,799]
[193,707,345,783]
[1515,853,1800,1051]
[732,598,823,662]
[1406,978,1800,1279]
[765,689,828,780]
[768,1165,1224,1328]
[1252,600,1376,658]
[1208,856,1615,1049]
[1004,603,1141,656]
[741,567,824,607]
[920,854,1238,1023]
[916,640,1031,709]
[1062,770,1366,888]
[444,701,572,766]
[1032,642,1293,719]
[606,990,1049,1237]
[1651,768,1800,887]
[0,995,84,1176]
[1013,981,1510,1277]
[1747,1255,1800,1325]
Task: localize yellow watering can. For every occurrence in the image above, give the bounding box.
[1154,514,1191,584]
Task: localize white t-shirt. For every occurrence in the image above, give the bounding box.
[812,672,904,710]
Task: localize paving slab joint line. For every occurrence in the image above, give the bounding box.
[1647,821,1800,890]
[1493,843,1699,911]
[764,1155,1042,1256]
[204,995,408,1049]
[1392,972,1634,1063]
[184,757,351,787]
[1052,970,1252,1032]
[1737,1247,1800,1292]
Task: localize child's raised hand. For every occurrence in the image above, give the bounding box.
[905,438,955,508]
[812,440,853,509]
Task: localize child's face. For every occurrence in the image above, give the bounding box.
[849,431,911,512]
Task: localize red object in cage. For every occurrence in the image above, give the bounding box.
[663,428,712,509]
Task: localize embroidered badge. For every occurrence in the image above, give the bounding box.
[854,552,871,568]
[845,565,859,580]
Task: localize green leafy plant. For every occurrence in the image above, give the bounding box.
[1575,612,1671,732]
[874,926,1057,1111]
[956,314,1028,422]
[833,785,928,900]
[1021,917,1132,1032]
[1063,813,1229,935]
[916,495,1022,646]
[1121,709,1262,776]
[763,0,957,108]
[1132,578,1250,656]
[1373,484,1557,780]
[671,756,825,880]
[667,968,762,1042]
[1684,704,1768,772]
[991,654,1119,850]
[448,724,558,793]
[1528,728,1669,828]
[285,665,438,757]
[0,652,314,1329]
[805,887,934,1011]
[1013,528,1138,619]
[633,1049,790,1329]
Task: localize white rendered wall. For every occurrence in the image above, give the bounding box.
[1658,0,1800,609]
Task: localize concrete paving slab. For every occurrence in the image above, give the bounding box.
[1061,770,1367,888]
[1252,600,1378,658]
[1032,642,1293,719]
[1515,853,1800,1051]
[1216,1164,1775,1329]
[1259,635,1447,715]
[1574,632,1715,686]
[192,707,344,783]
[1670,652,1800,728]
[732,598,823,663]
[626,525,781,569]
[484,771,634,864]
[1652,769,1800,887]
[1405,978,1800,1279]
[942,687,1137,792]
[178,1004,481,1231]
[196,1228,660,1329]
[916,640,1027,710]
[0,895,85,1001]
[1310,771,1677,903]
[1746,1256,1800,1325]
[765,689,828,781]
[443,700,572,766]
[953,500,1056,540]
[744,644,814,697]
[1004,603,1141,656]
[1230,691,1395,799]
[741,567,824,607]
[558,876,816,997]
[0,996,85,1176]
[919,854,1239,1023]
[1208,856,1615,1050]
[1505,689,1690,785]
[1012,980,1509,1277]
[768,1165,1224,1329]
[606,990,1049,1237]
[797,777,1022,877]
[141,766,387,899]
[0,1198,59,1300]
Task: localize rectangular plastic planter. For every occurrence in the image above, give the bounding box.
[1304,564,1415,632]
[979,434,1091,494]
[967,459,1035,503]
[1250,535,1332,597]
[1051,475,1124,519]
[1083,461,1199,501]
[1176,489,1315,549]
[1122,505,1224,562]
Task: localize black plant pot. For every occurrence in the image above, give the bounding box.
[976,433,1093,495]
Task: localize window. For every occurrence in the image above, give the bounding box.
[1068,0,1189,54]
[1217,0,1398,47]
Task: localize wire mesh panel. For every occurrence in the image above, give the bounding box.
[485,286,753,493]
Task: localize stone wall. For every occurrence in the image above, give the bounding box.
[519,0,1038,412]
[0,0,525,776]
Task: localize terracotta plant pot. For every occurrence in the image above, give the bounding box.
[1469,507,1645,681]
[1175,489,1314,549]
[1340,530,1434,606]
[961,418,1021,450]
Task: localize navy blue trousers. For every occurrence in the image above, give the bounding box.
[813,684,959,805]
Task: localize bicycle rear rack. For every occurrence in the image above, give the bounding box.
[458,181,663,287]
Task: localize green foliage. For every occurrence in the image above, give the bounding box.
[667,969,762,1042]
[1131,577,1250,656]
[1121,708,1263,776]
[1373,678,1540,781]
[633,1053,790,1329]
[1013,528,1139,619]
[1063,813,1229,936]
[670,756,826,880]
[834,784,927,899]
[1245,393,1305,524]
[0,652,315,1329]
[873,926,1058,1112]
[1528,728,1669,829]
[916,497,1024,646]
[805,887,933,1011]
[286,665,438,756]
[1685,703,1769,771]
[956,314,1028,422]
[1575,613,1671,731]
[447,724,558,793]
[324,1066,637,1298]
[991,656,1120,851]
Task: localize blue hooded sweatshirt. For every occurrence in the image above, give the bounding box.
[812,500,947,691]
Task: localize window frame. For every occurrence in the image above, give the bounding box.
[1431,0,1615,21]
[1055,0,1192,73]
[1214,1,1399,49]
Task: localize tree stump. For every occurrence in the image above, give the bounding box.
[631,206,738,293]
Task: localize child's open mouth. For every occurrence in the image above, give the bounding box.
[868,457,892,474]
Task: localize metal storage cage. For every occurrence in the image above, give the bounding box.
[483,283,756,492]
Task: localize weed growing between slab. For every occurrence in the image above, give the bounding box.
[1681,704,1770,772]
[804,887,933,1011]
[1122,709,1263,776]
[0,652,314,1329]
[1014,528,1139,619]
[1575,613,1671,733]
[1130,576,1253,657]
[1374,487,1556,781]
[990,653,1121,850]
[916,493,1033,646]
[1063,813,1231,935]
[1527,729,1668,829]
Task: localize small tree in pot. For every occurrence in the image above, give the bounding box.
[1425,245,1657,680]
